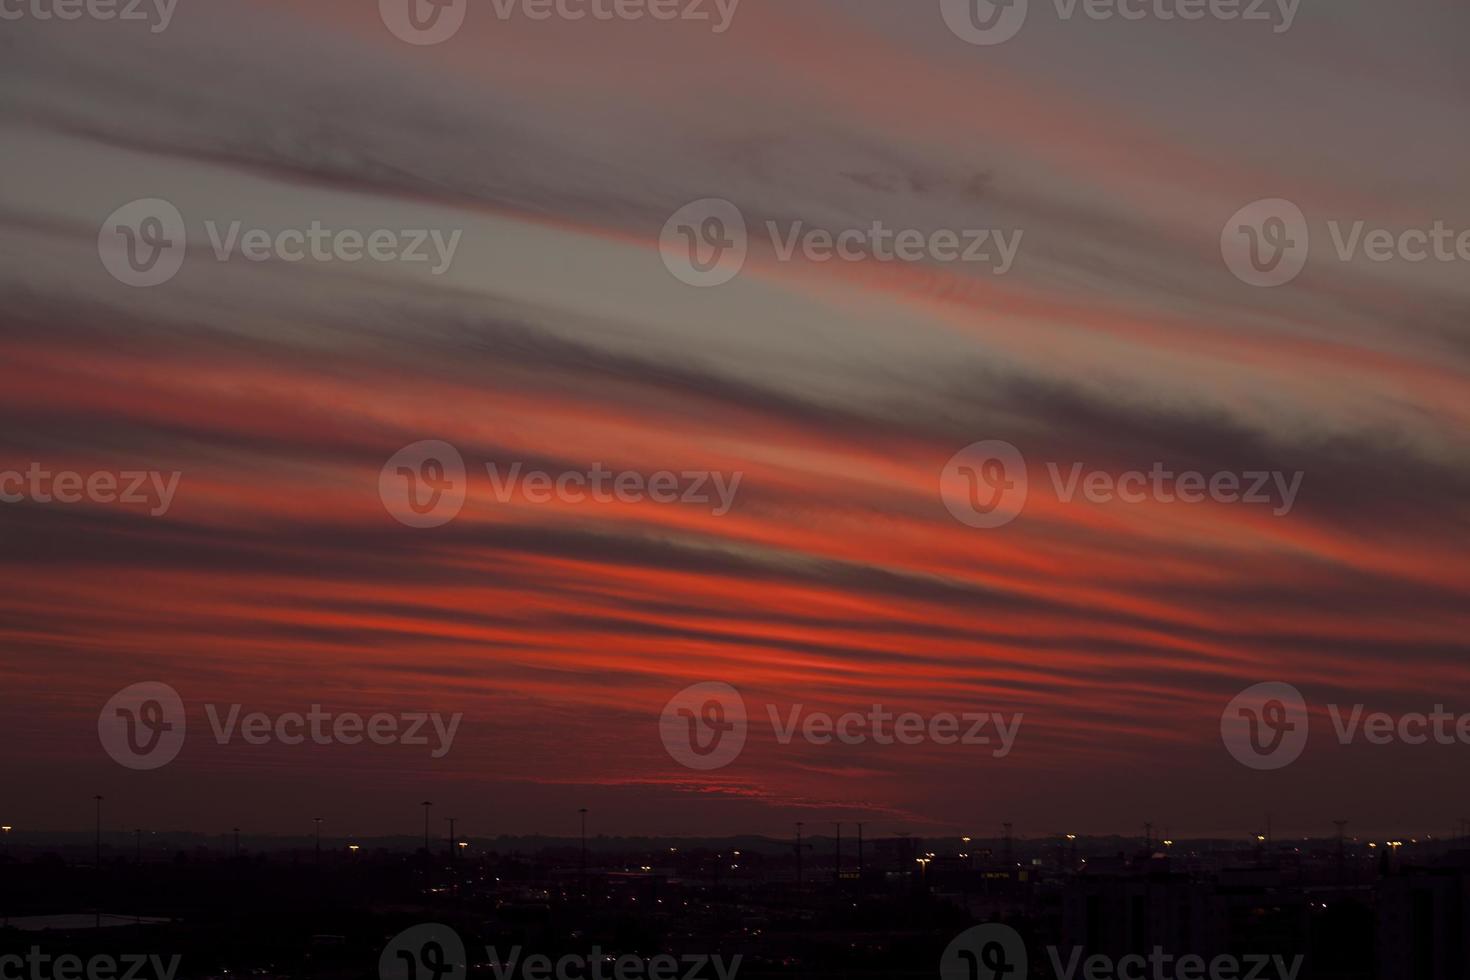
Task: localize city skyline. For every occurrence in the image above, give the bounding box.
[4,0,1469,846]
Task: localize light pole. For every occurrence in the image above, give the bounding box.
[579,808,588,899]
[421,802,432,854]
[93,795,104,929]
[795,822,804,886]
[2,824,11,928]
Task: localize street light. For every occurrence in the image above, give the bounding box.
[579,808,589,899]
[92,796,104,930]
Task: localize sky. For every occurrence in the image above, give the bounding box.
[1,0,1468,843]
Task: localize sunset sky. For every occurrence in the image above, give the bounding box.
[2,0,1468,843]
